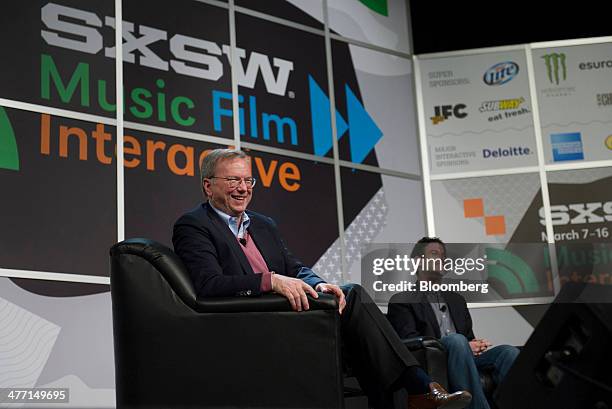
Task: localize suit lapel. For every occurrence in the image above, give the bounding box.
[205,203,254,276]
[416,290,442,338]
[422,303,442,338]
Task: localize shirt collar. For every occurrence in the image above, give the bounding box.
[209,202,250,238]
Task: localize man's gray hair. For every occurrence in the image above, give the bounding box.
[200,148,248,197]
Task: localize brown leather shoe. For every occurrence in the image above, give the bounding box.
[407,382,472,409]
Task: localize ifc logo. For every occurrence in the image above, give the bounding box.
[483,61,519,86]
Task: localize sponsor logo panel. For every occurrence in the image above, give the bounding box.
[482,146,532,159]
[578,59,612,71]
[551,132,584,162]
[479,97,531,122]
[427,70,470,88]
[596,92,612,107]
[432,145,476,168]
[540,52,575,97]
[430,104,467,125]
[483,61,519,86]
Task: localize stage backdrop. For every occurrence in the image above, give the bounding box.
[0,1,421,407]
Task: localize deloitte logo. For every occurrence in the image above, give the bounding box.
[486,247,540,294]
[0,107,19,171]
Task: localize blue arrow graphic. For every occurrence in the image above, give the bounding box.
[309,76,348,156]
[308,76,382,163]
[345,85,383,164]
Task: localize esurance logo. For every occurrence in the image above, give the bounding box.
[0,107,19,171]
[463,198,506,236]
[41,3,294,96]
[542,52,567,85]
[483,61,519,86]
[430,104,467,125]
[579,59,612,70]
[551,132,583,162]
[539,202,612,226]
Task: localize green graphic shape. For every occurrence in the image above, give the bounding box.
[359,0,388,16]
[541,53,567,85]
[0,107,19,171]
[486,248,539,294]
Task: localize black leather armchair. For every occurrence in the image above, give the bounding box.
[110,238,458,409]
[110,238,344,409]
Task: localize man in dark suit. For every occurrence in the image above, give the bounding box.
[387,238,519,409]
[172,149,471,409]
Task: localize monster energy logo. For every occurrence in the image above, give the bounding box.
[542,53,567,85]
[0,107,19,171]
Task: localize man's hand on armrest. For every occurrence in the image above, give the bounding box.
[271,273,319,312]
[315,283,346,315]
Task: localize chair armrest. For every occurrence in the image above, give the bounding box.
[194,292,338,313]
[401,336,445,351]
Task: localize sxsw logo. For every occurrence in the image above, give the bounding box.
[463,198,506,236]
[551,132,583,162]
[0,107,19,171]
[539,202,612,226]
[542,52,567,85]
[430,104,467,125]
[483,61,519,86]
[41,3,294,96]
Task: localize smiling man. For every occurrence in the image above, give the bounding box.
[172,149,471,409]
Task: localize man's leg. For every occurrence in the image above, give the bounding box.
[474,345,519,387]
[440,334,490,409]
[340,285,471,409]
[340,284,423,406]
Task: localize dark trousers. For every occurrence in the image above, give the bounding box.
[341,284,420,408]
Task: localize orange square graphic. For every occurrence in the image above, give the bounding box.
[463,198,484,218]
[485,215,506,236]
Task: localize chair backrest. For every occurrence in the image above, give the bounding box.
[111,238,196,308]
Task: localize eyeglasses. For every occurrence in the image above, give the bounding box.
[209,176,257,189]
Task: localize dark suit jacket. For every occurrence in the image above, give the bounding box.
[387,288,475,341]
[172,202,325,298]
